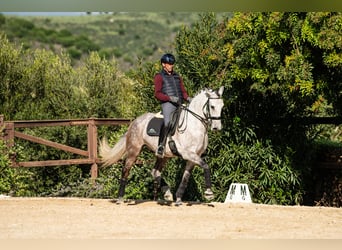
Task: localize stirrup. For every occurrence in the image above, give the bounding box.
[155,145,164,158]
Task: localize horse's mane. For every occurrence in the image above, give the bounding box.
[193,88,217,98]
[195,88,208,96]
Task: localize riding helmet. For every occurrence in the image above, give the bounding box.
[160,53,176,65]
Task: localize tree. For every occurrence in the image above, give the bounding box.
[74,52,139,119]
[175,12,342,204]
[0,35,141,197]
[178,12,341,126]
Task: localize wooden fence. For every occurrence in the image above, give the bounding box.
[0,115,131,179]
[1,115,341,176]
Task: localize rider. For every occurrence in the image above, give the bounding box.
[154,53,191,158]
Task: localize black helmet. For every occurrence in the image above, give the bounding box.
[160,53,176,65]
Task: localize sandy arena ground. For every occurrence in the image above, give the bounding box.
[0,197,341,239]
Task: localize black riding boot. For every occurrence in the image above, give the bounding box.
[156,125,169,158]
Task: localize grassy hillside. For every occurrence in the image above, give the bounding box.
[0,12,205,71]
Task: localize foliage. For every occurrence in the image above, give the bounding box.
[176,13,229,90]
[207,120,302,204]
[1,12,202,71]
[173,12,342,205]
[314,169,342,207]
[74,52,139,118]
[0,33,139,121]
[1,12,341,206]
[2,16,99,62]
[127,60,162,115]
[0,13,5,26]
[0,139,12,194]
[0,33,140,197]
[0,33,75,120]
[0,138,37,196]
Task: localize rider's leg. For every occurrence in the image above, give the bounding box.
[156,124,169,157]
[156,102,175,158]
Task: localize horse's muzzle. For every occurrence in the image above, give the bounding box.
[211,120,222,131]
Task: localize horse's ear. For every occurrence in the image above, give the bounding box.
[218,86,224,97]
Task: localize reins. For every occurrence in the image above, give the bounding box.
[180,103,209,129]
[177,96,221,132]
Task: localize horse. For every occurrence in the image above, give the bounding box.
[99,86,224,205]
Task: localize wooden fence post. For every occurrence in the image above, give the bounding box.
[88,118,98,181]
[1,115,17,165]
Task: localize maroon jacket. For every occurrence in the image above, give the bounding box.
[154,71,189,102]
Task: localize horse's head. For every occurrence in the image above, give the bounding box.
[204,86,224,131]
[186,86,224,131]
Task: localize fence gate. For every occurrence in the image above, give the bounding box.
[0,115,131,179]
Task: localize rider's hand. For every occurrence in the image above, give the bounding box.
[169,96,179,103]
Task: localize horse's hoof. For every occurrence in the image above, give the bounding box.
[204,189,214,201]
[116,198,124,205]
[175,198,182,206]
[163,189,173,202]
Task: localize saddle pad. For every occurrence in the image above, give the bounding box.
[147,117,164,136]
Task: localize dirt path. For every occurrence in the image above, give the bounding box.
[0,197,341,239]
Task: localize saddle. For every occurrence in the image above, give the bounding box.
[146,112,164,136]
[146,109,182,156]
[146,109,181,137]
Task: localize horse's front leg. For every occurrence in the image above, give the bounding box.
[194,158,214,201]
[203,167,214,201]
[175,158,214,205]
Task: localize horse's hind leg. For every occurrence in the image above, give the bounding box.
[151,157,171,201]
[116,148,141,204]
[175,161,195,205]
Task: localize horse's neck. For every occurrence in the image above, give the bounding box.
[180,93,207,131]
[188,93,206,118]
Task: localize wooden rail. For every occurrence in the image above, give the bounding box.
[0,115,131,179]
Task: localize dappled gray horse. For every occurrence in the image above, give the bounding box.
[99,86,224,205]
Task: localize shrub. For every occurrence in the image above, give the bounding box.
[67,47,82,59]
[206,119,303,205]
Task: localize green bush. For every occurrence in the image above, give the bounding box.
[0,140,37,196]
[67,47,82,59]
[74,36,100,52]
[56,36,75,47]
[0,14,6,26]
[0,139,12,194]
[0,35,140,198]
[206,120,302,205]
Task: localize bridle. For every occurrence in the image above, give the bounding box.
[179,95,222,131]
[202,96,222,122]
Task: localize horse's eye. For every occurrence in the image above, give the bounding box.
[211,105,215,110]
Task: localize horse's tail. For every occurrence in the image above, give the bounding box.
[99,134,127,167]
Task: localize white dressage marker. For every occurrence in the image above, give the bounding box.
[225,183,252,203]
